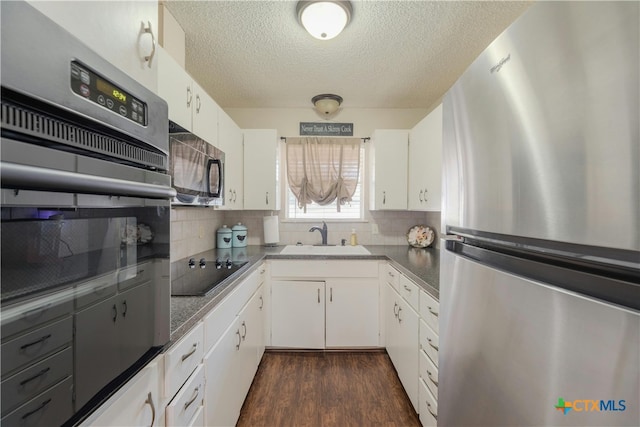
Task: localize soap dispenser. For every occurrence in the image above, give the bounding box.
[350,229,358,246]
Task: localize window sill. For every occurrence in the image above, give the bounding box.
[280,219,369,223]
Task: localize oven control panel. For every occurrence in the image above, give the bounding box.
[70,61,147,126]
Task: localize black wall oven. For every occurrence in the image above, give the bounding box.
[1,2,174,425]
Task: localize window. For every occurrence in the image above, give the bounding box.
[286,144,364,220]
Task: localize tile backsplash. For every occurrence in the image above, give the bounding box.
[171,207,442,262]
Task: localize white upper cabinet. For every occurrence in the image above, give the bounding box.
[157,48,219,146]
[243,129,280,210]
[218,109,244,210]
[28,1,158,93]
[408,104,443,211]
[369,130,409,210]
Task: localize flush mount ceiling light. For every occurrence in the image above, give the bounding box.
[297,1,352,40]
[312,94,343,116]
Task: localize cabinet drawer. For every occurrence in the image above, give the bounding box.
[164,323,203,399]
[1,347,72,415]
[118,261,153,291]
[419,319,438,367]
[1,293,73,339]
[419,347,438,400]
[75,272,118,309]
[1,316,72,376]
[399,275,419,311]
[419,377,438,427]
[383,264,400,290]
[419,290,439,333]
[270,260,379,278]
[1,376,73,427]
[166,365,204,427]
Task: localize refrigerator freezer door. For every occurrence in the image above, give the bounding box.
[439,248,639,426]
[442,2,639,251]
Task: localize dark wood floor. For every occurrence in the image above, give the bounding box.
[237,351,421,427]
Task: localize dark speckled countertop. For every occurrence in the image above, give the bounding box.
[169,245,439,345]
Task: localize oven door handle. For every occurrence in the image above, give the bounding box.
[1,162,176,199]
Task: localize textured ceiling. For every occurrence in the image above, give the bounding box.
[163,0,532,110]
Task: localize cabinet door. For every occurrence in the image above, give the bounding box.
[86,357,161,426]
[408,104,442,211]
[192,80,220,147]
[157,48,192,130]
[395,295,419,412]
[218,110,244,209]
[28,1,158,92]
[74,296,121,409]
[119,281,154,369]
[204,317,242,427]
[270,281,325,349]
[243,129,279,210]
[369,130,409,210]
[385,283,401,365]
[325,279,379,347]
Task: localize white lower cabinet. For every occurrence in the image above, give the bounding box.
[325,279,379,347]
[203,284,264,426]
[419,378,438,427]
[271,280,325,349]
[81,356,162,426]
[166,365,204,426]
[385,282,419,411]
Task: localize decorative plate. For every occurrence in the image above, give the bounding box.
[407,225,435,248]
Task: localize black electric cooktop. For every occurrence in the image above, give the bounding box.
[171,261,248,296]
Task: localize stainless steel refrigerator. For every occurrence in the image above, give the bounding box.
[439,2,639,426]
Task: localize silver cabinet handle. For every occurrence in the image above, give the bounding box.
[259,295,264,310]
[423,188,428,203]
[19,367,51,387]
[428,307,439,317]
[20,334,51,351]
[317,288,320,304]
[145,392,156,427]
[235,330,241,350]
[183,386,200,411]
[187,86,193,107]
[140,21,156,68]
[427,338,439,351]
[112,304,118,323]
[121,300,127,318]
[403,285,412,292]
[397,306,403,323]
[21,398,51,421]
[241,321,247,340]
[393,302,399,318]
[388,271,395,278]
[195,94,201,114]
[383,191,386,204]
[427,370,439,386]
[419,189,424,202]
[330,287,333,302]
[181,343,198,362]
[265,192,269,205]
[427,402,437,420]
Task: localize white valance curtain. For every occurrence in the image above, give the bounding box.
[286,137,361,212]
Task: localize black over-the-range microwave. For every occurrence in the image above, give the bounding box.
[169,121,225,207]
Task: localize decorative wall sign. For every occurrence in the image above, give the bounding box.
[299,122,354,136]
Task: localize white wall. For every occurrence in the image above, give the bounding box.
[226,107,429,137]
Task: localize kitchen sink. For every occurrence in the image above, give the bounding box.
[279,245,371,256]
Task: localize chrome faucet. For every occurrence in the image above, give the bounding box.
[309,221,328,245]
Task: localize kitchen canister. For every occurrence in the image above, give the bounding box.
[216,225,232,249]
[232,222,248,248]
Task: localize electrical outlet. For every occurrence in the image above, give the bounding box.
[371,223,379,234]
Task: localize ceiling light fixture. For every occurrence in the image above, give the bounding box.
[297,1,352,40]
[312,94,343,116]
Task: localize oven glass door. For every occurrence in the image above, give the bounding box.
[1,204,169,304]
